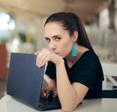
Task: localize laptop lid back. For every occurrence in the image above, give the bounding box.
[7,53,45,109]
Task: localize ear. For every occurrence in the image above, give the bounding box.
[72,31,78,42]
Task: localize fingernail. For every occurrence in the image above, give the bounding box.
[44,92,46,97]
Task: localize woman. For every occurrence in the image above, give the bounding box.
[35,12,104,111]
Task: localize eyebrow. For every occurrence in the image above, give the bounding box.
[44,35,62,39]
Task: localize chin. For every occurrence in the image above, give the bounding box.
[62,54,68,58]
[57,53,64,58]
[56,52,68,58]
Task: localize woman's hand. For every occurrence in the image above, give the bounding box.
[35,48,63,68]
[41,82,57,98]
[41,77,57,98]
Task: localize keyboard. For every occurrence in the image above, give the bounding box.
[38,95,61,110]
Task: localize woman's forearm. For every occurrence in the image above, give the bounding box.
[56,60,79,111]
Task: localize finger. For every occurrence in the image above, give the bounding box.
[36,54,48,67]
[36,50,51,67]
[34,50,40,55]
[42,90,48,98]
[43,92,47,97]
[39,55,51,67]
[36,52,45,67]
[53,90,57,98]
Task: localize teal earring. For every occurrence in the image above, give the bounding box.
[71,43,77,57]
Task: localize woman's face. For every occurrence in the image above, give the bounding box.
[44,22,76,58]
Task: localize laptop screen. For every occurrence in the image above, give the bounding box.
[7,53,45,109]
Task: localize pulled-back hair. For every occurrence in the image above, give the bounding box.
[44,12,94,51]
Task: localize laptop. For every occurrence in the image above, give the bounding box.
[7,53,61,111]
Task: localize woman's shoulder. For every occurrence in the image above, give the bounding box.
[80,50,98,60]
[78,50,100,66]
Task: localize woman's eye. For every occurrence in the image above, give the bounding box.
[44,38,50,43]
[54,37,61,41]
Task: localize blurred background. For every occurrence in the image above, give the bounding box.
[0,0,117,98]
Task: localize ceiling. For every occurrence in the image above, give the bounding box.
[0,0,111,23]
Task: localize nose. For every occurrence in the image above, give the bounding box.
[49,41,56,51]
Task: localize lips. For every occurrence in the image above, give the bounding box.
[55,52,60,55]
[55,52,59,55]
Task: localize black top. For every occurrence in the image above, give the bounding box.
[45,50,104,99]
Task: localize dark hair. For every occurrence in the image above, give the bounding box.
[44,12,94,51]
